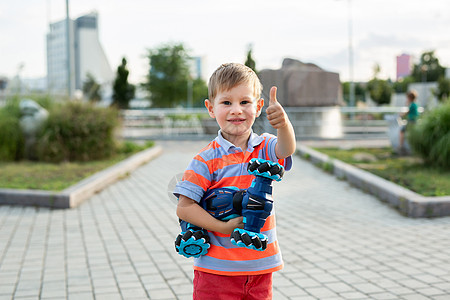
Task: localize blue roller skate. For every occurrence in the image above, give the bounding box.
[230,159,284,251]
[175,221,210,258]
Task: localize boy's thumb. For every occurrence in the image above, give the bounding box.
[269,86,278,105]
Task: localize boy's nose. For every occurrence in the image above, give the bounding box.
[230,103,243,114]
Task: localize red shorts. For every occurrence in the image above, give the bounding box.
[193,270,273,300]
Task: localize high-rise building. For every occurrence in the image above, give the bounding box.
[189,56,207,80]
[46,12,113,97]
[396,53,412,81]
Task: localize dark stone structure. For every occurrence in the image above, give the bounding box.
[259,58,344,107]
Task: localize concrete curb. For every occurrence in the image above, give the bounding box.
[0,146,163,209]
[297,144,450,218]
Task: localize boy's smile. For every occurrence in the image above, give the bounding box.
[228,118,245,125]
[205,83,264,147]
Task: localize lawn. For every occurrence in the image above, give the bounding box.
[0,142,154,191]
[312,147,450,197]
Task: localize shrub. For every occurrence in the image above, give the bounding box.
[0,102,24,161]
[37,101,120,162]
[32,94,54,110]
[0,99,24,161]
[408,101,450,169]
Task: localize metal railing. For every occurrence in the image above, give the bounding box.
[120,107,412,140]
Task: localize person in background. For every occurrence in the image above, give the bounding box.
[399,89,419,154]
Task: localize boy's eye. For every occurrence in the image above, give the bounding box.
[223,101,231,105]
[241,100,250,105]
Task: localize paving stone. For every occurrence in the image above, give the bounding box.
[40,288,66,299]
[291,277,322,288]
[432,296,450,300]
[368,292,399,300]
[325,282,355,293]
[276,285,309,297]
[147,288,176,300]
[67,292,94,300]
[94,294,122,300]
[400,294,432,300]
[171,283,193,296]
[13,289,40,298]
[415,287,448,297]
[304,286,339,298]
[353,282,385,294]
[339,291,369,299]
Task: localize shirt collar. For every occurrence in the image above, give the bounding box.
[216,130,264,152]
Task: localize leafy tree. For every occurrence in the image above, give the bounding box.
[366,79,392,105]
[143,43,191,108]
[342,82,366,104]
[436,77,450,101]
[82,73,101,102]
[392,76,415,93]
[112,57,135,109]
[192,77,209,107]
[245,45,256,73]
[366,64,393,105]
[411,50,445,82]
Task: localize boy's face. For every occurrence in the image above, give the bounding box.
[205,83,264,141]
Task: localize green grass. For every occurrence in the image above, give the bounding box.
[311,147,450,197]
[0,141,154,191]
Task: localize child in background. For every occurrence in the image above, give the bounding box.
[399,90,419,154]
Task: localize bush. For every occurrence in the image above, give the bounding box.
[0,99,24,161]
[37,101,120,162]
[118,140,154,154]
[408,101,450,169]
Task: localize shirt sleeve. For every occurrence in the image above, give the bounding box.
[173,154,212,202]
[263,134,293,171]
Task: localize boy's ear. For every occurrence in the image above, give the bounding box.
[256,98,264,117]
[204,99,215,118]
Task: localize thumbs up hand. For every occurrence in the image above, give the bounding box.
[266,86,288,129]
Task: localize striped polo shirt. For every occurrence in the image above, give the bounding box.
[174,130,292,275]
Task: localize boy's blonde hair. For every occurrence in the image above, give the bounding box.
[208,63,262,101]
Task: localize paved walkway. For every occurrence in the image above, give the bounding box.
[1,141,450,300]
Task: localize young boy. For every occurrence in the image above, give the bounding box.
[174,63,296,299]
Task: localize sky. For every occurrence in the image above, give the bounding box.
[1,0,449,85]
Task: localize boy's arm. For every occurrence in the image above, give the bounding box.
[266,86,296,159]
[401,105,409,118]
[177,195,243,235]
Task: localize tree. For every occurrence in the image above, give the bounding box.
[366,79,392,105]
[366,64,393,105]
[436,77,450,101]
[342,82,366,104]
[245,44,256,73]
[392,76,415,93]
[411,50,445,83]
[143,43,192,108]
[112,58,135,109]
[192,77,209,107]
[82,73,101,102]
